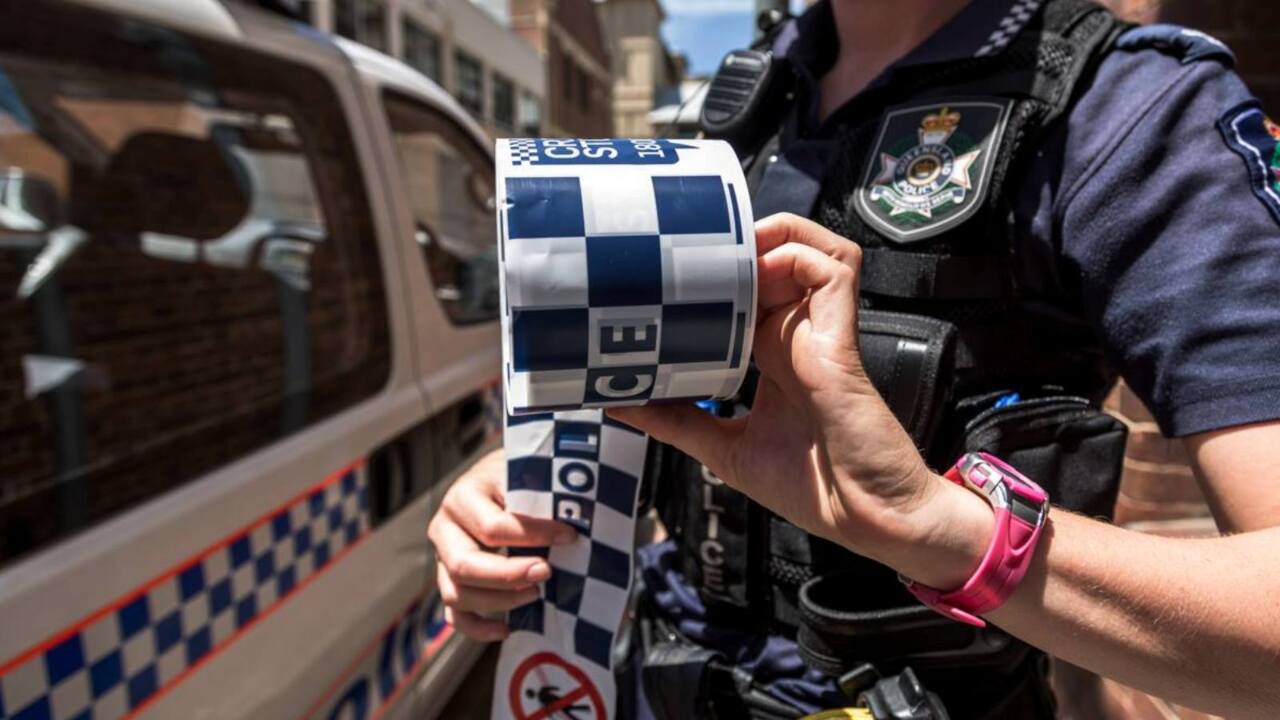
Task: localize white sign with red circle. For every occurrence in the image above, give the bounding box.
[507,651,607,720]
[493,634,616,720]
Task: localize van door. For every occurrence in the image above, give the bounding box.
[364,86,505,717]
[0,4,438,719]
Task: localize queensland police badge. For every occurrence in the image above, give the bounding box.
[855,100,1011,243]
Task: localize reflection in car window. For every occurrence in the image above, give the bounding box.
[0,3,390,566]
[383,92,498,325]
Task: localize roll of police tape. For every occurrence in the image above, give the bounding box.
[492,138,756,720]
[497,137,757,414]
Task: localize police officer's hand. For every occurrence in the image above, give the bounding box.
[610,214,991,590]
[427,448,578,641]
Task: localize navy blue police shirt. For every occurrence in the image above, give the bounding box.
[636,0,1280,714]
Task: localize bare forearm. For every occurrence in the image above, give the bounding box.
[987,512,1280,719]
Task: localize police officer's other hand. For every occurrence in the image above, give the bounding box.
[427,448,578,641]
[610,214,991,590]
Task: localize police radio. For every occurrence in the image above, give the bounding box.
[699,49,791,156]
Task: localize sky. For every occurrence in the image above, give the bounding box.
[661,0,805,76]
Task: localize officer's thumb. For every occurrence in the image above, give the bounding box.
[606,405,738,481]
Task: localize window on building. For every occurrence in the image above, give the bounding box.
[402,19,442,83]
[454,50,484,120]
[491,74,515,134]
[578,66,590,114]
[383,93,498,325]
[562,54,574,104]
[519,92,542,136]
[0,3,391,566]
[296,0,315,24]
[334,0,387,53]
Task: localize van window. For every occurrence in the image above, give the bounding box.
[0,3,391,566]
[383,92,498,325]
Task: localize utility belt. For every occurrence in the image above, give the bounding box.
[632,594,1056,720]
[654,309,1129,715]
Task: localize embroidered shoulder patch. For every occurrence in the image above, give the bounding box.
[853,99,1011,244]
[1219,102,1280,225]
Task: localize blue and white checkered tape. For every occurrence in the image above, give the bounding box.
[492,137,753,720]
[497,138,757,415]
[502,410,647,669]
[0,464,369,720]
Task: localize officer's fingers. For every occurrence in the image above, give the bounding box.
[455,447,507,493]
[757,242,857,292]
[438,561,541,614]
[756,243,858,333]
[449,482,577,548]
[607,405,741,482]
[445,606,510,642]
[754,213,862,271]
[432,519,554,589]
[758,274,805,312]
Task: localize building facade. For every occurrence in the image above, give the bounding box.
[301,0,545,137]
[509,0,613,137]
[596,0,685,137]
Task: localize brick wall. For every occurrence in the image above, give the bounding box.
[546,32,614,137]
[510,0,614,137]
[1103,385,1210,526]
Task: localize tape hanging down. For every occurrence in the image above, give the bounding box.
[492,138,757,720]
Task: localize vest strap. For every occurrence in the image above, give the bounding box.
[860,248,1015,299]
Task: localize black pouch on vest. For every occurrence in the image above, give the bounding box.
[763,311,957,628]
[792,394,1126,695]
[858,310,957,452]
[962,395,1128,518]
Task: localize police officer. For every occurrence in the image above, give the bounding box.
[429,0,1280,717]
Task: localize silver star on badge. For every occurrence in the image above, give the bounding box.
[874,153,899,185]
[948,149,981,191]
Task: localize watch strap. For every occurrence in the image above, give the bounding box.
[903,453,1048,627]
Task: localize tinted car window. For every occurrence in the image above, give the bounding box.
[0,3,391,566]
[383,92,498,325]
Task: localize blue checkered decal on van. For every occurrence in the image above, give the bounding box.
[0,464,369,720]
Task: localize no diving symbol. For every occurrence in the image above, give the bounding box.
[508,652,607,720]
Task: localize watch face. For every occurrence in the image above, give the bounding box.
[1008,489,1045,527]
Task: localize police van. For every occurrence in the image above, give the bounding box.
[0,1,499,717]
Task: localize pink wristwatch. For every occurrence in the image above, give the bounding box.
[902,452,1049,628]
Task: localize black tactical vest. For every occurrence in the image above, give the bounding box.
[656,0,1133,706]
